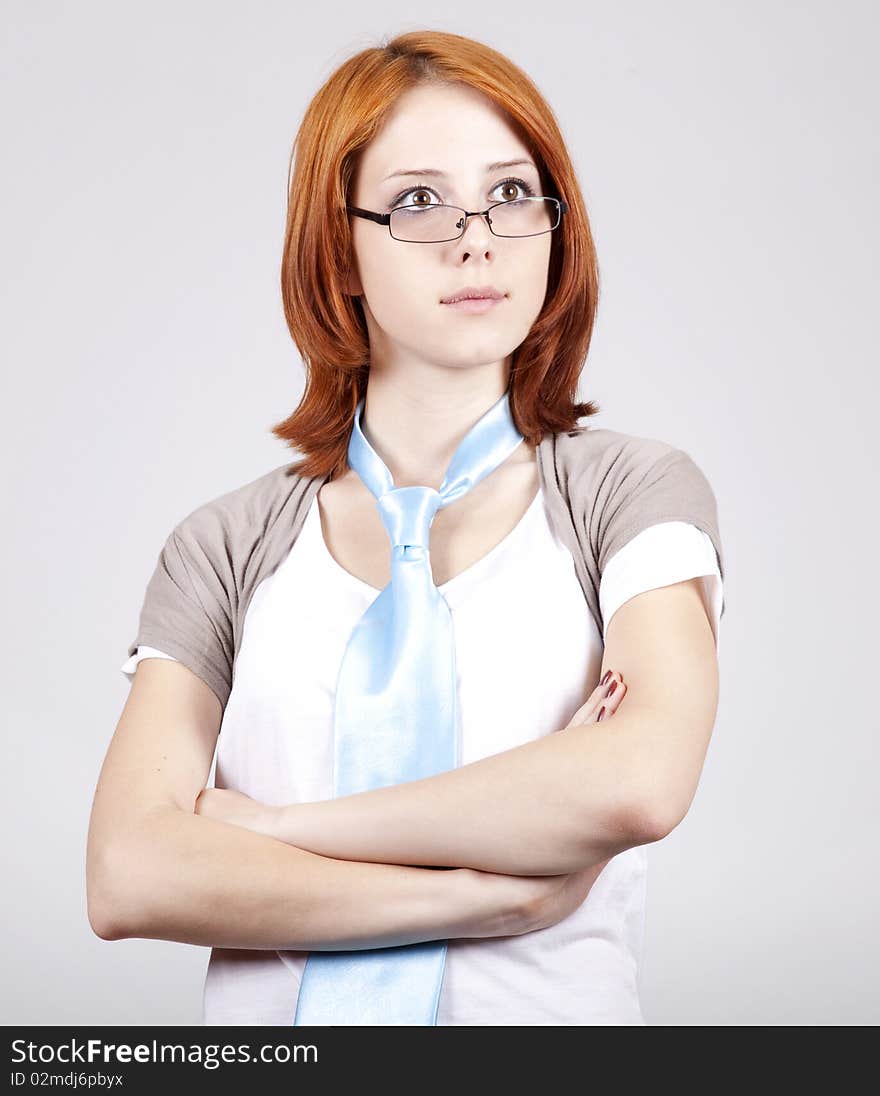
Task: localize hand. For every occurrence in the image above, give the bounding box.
[193,787,279,839]
[564,668,627,729]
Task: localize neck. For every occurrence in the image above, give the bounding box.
[356,366,524,489]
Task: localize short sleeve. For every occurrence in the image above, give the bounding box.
[600,520,723,650]
[120,645,180,681]
[125,519,234,709]
[597,446,723,568]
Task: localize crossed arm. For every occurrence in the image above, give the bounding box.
[197,578,720,877]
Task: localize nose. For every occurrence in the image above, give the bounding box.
[456,209,493,247]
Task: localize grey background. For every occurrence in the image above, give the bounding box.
[3,1,877,1025]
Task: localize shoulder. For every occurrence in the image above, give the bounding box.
[538,423,687,480]
[168,461,315,558]
[538,424,723,575]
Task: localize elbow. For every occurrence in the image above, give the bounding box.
[86,803,182,941]
[574,796,664,867]
[88,901,122,942]
[86,841,141,941]
[624,800,672,847]
[624,788,688,846]
[616,748,697,846]
[87,890,125,943]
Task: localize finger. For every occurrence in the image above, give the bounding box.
[567,670,625,726]
[597,676,627,722]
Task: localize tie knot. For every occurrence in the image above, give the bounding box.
[376,486,442,552]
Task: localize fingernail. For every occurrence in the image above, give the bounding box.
[606,679,618,697]
[598,706,606,721]
[601,670,612,686]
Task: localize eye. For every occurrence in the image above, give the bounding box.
[391,186,440,210]
[492,177,536,203]
[389,175,537,210]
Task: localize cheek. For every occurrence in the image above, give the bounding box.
[358,248,437,327]
[516,248,552,318]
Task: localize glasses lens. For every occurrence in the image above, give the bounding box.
[390,204,464,242]
[487,197,559,238]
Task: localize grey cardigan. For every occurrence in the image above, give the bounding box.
[128,425,725,710]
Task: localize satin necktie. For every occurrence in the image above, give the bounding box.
[292,388,525,1025]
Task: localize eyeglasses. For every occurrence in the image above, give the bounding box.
[346,196,568,243]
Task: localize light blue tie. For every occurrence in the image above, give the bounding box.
[292,388,525,1026]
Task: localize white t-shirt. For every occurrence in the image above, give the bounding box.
[121,487,722,1025]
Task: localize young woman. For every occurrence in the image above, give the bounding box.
[88,29,724,1026]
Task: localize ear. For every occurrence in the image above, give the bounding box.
[346,251,363,297]
[341,265,359,295]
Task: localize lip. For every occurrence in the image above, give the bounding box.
[441,286,506,314]
[440,285,505,305]
[442,296,504,314]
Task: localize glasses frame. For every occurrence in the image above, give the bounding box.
[346,196,569,243]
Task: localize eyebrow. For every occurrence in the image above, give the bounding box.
[382,158,538,182]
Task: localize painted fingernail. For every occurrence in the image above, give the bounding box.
[606,680,618,697]
[598,706,606,721]
[601,670,612,686]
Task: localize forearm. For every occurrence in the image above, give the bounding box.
[271,717,646,877]
[93,805,507,950]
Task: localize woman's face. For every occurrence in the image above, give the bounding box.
[347,82,554,374]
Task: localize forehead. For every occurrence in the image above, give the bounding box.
[358,83,534,182]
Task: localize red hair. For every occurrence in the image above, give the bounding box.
[271,29,601,480]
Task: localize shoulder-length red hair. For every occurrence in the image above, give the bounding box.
[271,29,601,480]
